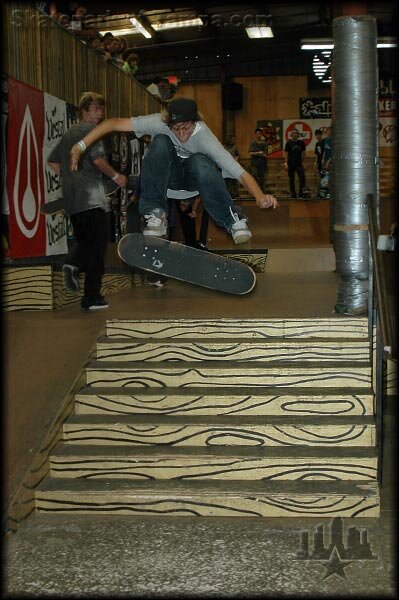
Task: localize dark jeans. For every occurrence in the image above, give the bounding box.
[68,208,108,300]
[288,163,306,196]
[139,134,243,230]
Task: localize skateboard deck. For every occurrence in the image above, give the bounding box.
[118,233,256,295]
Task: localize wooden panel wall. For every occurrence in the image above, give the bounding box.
[177,82,223,141]
[234,76,310,158]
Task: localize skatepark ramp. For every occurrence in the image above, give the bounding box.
[35,317,379,517]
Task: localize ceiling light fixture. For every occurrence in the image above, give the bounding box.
[301,37,397,50]
[129,17,152,38]
[153,18,203,31]
[246,26,274,39]
[99,27,138,36]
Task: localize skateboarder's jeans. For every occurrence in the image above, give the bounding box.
[139,135,245,230]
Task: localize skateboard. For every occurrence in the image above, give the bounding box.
[118,233,256,295]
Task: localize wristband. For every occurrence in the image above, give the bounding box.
[77,140,86,152]
[112,172,120,181]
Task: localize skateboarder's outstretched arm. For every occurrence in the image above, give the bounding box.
[70,117,133,171]
[238,171,279,210]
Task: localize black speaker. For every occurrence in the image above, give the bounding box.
[222,82,243,110]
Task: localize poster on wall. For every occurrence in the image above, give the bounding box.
[299,97,332,118]
[379,117,397,146]
[6,77,79,258]
[43,92,68,255]
[7,77,47,258]
[256,120,283,157]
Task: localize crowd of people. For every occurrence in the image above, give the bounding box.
[39,1,181,106]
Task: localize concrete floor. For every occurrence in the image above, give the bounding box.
[4,199,397,597]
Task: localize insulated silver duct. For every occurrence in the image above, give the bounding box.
[331,15,379,314]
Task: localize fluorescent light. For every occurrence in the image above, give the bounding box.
[153,18,203,31]
[129,17,152,38]
[301,39,333,50]
[377,37,397,48]
[99,28,137,36]
[246,26,274,39]
[301,37,397,49]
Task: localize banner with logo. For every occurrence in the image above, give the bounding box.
[299,97,332,119]
[256,120,284,157]
[43,92,68,255]
[7,77,47,258]
[6,78,77,258]
[379,117,397,146]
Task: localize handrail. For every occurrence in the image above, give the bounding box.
[367,193,397,485]
[367,193,397,360]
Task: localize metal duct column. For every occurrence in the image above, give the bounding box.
[331,15,379,314]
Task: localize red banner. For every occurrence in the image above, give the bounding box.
[7,78,46,258]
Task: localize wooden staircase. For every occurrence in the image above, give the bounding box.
[35,318,379,517]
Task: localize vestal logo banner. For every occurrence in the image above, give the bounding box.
[7,77,72,258]
[7,77,46,258]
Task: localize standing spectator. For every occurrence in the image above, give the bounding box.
[314,128,324,197]
[122,51,140,78]
[159,79,172,102]
[118,37,129,57]
[314,128,323,174]
[224,134,240,198]
[107,36,124,67]
[99,32,114,62]
[48,92,127,310]
[284,128,307,199]
[147,76,163,98]
[86,35,103,53]
[69,5,98,40]
[249,128,268,192]
[319,126,332,199]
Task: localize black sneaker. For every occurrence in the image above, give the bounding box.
[193,241,209,251]
[81,296,109,311]
[62,264,79,291]
[290,193,298,199]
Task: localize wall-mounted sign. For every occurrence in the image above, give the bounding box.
[299,97,332,119]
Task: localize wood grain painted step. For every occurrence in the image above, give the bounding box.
[62,414,375,447]
[95,338,369,363]
[75,386,374,416]
[106,318,368,340]
[35,478,379,517]
[50,444,377,481]
[85,361,371,388]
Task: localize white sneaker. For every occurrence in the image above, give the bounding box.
[143,210,168,237]
[229,212,252,244]
[147,279,166,288]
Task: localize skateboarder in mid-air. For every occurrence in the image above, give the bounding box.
[70,98,278,244]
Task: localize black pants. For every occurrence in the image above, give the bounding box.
[68,208,108,301]
[251,160,267,191]
[288,164,306,196]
